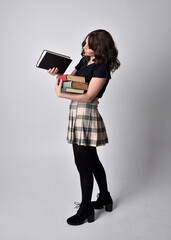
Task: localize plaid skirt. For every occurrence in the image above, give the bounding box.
[67,98,108,147]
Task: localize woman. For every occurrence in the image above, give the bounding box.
[48,29,120,225]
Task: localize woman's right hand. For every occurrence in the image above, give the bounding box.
[47,67,60,76]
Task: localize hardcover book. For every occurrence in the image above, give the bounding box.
[57,74,85,83]
[62,81,88,91]
[61,88,85,94]
[36,50,72,74]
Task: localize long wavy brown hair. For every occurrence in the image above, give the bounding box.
[81,29,120,72]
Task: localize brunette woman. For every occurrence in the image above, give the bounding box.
[48,29,120,225]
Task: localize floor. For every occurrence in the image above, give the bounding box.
[0,150,170,240]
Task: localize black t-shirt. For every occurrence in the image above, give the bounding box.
[75,57,111,98]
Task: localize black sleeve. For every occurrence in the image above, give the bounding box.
[93,64,111,79]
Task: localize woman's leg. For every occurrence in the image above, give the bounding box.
[90,147,109,195]
[72,144,109,204]
[67,145,95,225]
[72,144,94,206]
[68,144,112,225]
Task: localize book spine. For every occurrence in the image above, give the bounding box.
[66,88,84,93]
[67,75,85,82]
[61,88,84,94]
[57,74,85,83]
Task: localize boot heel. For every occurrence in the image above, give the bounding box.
[87,214,95,223]
[105,203,113,212]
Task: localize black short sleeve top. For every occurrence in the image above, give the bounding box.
[74,57,111,98]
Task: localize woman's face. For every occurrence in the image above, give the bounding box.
[83,37,95,57]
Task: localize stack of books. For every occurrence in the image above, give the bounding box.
[57,75,88,94]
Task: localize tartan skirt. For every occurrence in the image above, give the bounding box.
[67,98,108,147]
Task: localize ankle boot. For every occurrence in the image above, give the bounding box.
[67,203,95,225]
[91,192,113,211]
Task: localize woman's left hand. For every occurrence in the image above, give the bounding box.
[55,78,63,97]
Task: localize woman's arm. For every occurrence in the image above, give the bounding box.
[47,67,77,76]
[55,77,107,103]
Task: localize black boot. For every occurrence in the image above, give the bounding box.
[91,192,113,211]
[67,203,95,225]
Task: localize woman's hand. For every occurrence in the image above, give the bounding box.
[55,78,63,97]
[47,67,60,76]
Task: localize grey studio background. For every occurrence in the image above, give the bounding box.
[0,0,171,239]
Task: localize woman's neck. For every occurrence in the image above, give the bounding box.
[88,56,95,65]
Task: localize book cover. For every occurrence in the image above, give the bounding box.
[36,50,72,74]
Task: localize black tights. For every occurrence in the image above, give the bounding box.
[72,144,108,206]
